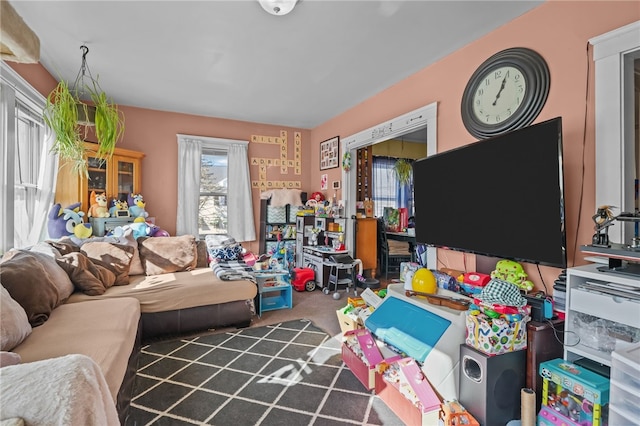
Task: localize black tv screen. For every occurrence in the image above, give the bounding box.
[413,117,566,268]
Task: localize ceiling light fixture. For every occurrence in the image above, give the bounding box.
[258,0,298,16]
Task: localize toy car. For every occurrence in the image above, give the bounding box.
[291,267,316,292]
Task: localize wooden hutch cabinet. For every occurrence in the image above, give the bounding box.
[55,142,144,213]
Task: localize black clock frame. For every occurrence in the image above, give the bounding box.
[461,47,550,140]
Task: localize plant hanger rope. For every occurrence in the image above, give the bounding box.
[73,45,93,99]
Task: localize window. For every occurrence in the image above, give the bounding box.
[371,156,414,219]
[199,149,228,236]
[177,134,256,242]
[1,62,58,253]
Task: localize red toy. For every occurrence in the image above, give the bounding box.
[291,267,316,292]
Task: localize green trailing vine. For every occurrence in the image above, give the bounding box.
[43,45,125,176]
[43,80,87,175]
[393,158,412,185]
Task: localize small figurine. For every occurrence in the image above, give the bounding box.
[109,199,130,217]
[592,205,616,247]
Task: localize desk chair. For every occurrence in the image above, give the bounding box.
[377,219,412,279]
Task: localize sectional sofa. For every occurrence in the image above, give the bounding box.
[0,233,257,424]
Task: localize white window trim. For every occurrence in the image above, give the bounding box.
[590,20,640,244]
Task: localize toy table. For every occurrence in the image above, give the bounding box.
[254,271,292,316]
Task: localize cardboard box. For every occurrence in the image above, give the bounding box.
[465,312,528,356]
[539,358,610,426]
[336,307,363,334]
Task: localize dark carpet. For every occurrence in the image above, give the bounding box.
[125,319,403,425]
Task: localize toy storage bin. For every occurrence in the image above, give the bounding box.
[374,357,442,426]
[609,342,640,425]
[341,329,401,390]
[608,404,639,426]
[611,342,640,389]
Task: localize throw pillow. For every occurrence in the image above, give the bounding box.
[80,242,134,286]
[45,237,80,255]
[56,252,116,295]
[196,239,209,268]
[138,235,197,276]
[0,251,61,327]
[117,228,144,275]
[25,246,75,303]
[0,286,32,351]
[0,351,22,367]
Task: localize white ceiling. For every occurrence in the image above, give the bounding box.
[9,0,543,129]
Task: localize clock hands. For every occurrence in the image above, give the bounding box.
[492,75,508,106]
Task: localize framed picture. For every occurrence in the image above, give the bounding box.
[320,136,339,170]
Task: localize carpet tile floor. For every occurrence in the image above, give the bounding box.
[126,319,404,425]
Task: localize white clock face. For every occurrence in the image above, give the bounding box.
[471,66,527,125]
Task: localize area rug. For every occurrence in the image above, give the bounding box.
[126,319,403,425]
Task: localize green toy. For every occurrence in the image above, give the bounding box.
[490,259,534,292]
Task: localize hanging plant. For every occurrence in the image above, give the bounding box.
[43,80,87,175]
[44,45,125,176]
[393,158,412,185]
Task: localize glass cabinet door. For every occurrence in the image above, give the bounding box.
[87,156,107,204]
[114,155,135,201]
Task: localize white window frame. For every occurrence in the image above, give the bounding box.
[590,21,640,244]
[1,61,57,252]
[176,134,256,242]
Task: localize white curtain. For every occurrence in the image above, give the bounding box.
[176,135,256,241]
[26,131,58,244]
[227,143,256,242]
[176,137,202,236]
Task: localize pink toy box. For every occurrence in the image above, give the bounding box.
[538,358,609,426]
[341,329,401,390]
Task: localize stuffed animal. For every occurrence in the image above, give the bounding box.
[109,221,170,239]
[127,193,149,223]
[48,202,93,239]
[109,199,130,218]
[490,259,535,292]
[88,191,110,218]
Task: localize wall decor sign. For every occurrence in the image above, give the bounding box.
[320,136,339,170]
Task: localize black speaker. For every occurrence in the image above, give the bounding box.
[459,344,526,426]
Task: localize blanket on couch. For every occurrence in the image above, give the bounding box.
[211,260,256,282]
[0,354,119,426]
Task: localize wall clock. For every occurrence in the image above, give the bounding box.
[461,47,550,139]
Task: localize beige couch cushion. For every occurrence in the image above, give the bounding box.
[12,297,140,402]
[138,235,197,275]
[67,268,257,313]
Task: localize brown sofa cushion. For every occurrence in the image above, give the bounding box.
[138,235,197,275]
[25,245,75,303]
[56,252,116,295]
[0,286,32,351]
[0,250,62,327]
[80,242,134,286]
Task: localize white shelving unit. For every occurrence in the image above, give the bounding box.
[564,263,640,367]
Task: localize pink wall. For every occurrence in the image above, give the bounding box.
[310,1,639,290]
[10,2,639,290]
[9,61,311,254]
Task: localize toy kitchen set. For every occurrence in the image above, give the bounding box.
[299,213,350,290]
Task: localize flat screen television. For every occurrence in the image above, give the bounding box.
[413,117,566,268]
